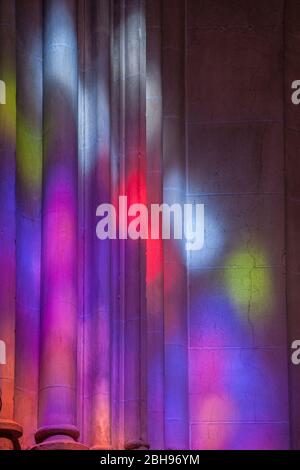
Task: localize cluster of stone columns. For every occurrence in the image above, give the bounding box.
[0,0,150,450]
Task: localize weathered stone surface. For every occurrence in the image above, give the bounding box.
[190,348,289,423]
[188,122,283,195]
[187,31,283,122]
[190,423,289,450]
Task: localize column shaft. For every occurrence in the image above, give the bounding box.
[0,0,22,451]
[162,0,189,450]
[35,0,85,449]
[91,0,112,450]
[146,0,165,450]
[15,0,43,450]
[123,0,148,450]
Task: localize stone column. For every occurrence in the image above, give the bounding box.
[15,0,43,450]
[33,0,86,450]
[162,0,189,450]
[123,0,148,450]
[0,0,23,451]
[110,0,124,448]
[146,0,165,450]
[89,0,112,450]
[78,0,114,450]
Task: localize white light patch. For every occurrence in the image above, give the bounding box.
[45,1,77,100]
[0,80,6,104]
[0,340,6,365]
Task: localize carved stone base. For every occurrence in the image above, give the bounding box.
[32,424,88,450]
[32,440,89,451]
[0,419,23,450]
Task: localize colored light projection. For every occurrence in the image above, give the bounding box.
[225,249,272,314]
[0,0,289,452]
[189,232,288,449]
